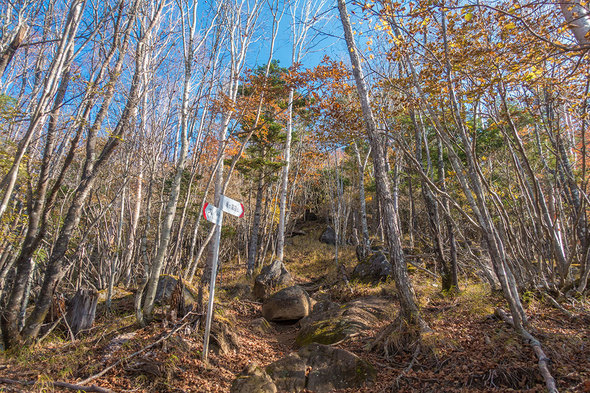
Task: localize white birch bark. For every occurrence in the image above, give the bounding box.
[0,0,85,220]
[276,0,329,261]
[140,0,220,323]
[337,0,423,329]
[560,1,590,45]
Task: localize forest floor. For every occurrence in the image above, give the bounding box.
[1,226,590,392]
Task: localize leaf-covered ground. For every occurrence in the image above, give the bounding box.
[1,230,589,392]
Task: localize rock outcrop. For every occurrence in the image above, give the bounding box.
[262,285,312,322]
[231,344,376,393]
[318,227,336,245]
[149,275,198,306]
[253,260,294,301]
[296,297,393,347]
[351,251,392,283]
[230,364,277,393]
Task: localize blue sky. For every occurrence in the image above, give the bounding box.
[247,3,347,70]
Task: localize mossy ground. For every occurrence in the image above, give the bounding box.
[295,318,348,347]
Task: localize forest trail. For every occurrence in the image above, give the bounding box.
[1,226,589,392]
[4,1,590,391]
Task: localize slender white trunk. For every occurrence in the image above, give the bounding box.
[124,157,143,287]
[353,142,370,253]
[560,1,590,45]
[140,2,195,322]
[276,87,294,261]
[0,0,85,220]
[337,0,423,327]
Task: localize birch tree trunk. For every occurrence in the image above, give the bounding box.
[276,0,328,261]
[138,0,198,325]
[353,142,371,257]
[337,0,425,340]
[13,1,163,345]
[560,1,590,46]
[0,0,85,221]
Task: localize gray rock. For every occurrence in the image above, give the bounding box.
[231,364,277,393]
[302,344,376,392]
[262,285,312,322]
[319,227,336,245]
[249,317,274,335]
[253,260,294,301]
[352,251,392,283]
[265,344,375,393]
[266,354,307,392]
[296,297,393,347]
[209,319,240,355]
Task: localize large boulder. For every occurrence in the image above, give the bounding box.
[231,344,375,393]
[265,353,307,392]
[266,343,376,393]
[253,260,294,300]
[296,297,393,347]
[230,364,277,393]
[352,251,392,283]
[318,227,336,245]
[262,285,312,322]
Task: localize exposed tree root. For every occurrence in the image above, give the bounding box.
[370,314,425,359]
[391,342,421,391]
[494,308,558,393]
[0,377,113,393]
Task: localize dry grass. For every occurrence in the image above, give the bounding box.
[2,225,589,392]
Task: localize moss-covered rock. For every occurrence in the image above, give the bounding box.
[97,287,133,303]
[263,343,375,393]
[302,344,376,392]
[295,318,348,347]
[141,275,198,306]
[265,353,307,392]
[295,297,393,347]
[351,251,392,283]
[230,364,277,393]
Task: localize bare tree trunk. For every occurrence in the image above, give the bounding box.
[437,137,458,289]
[560,1,590,46]
[276,0,327,261]
[0,22,28,78]
[15,3,159,344]
[139,0,198,324]
[0,1,84,221]
[276,87,294,262]
[1,48,75,348]
[353,142,371,257]
[247,175,264,276]
[337,0,425,338]
[124,158,143,287]
[410,110,453,291]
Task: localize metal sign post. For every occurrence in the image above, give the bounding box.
[202,195,244,362]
